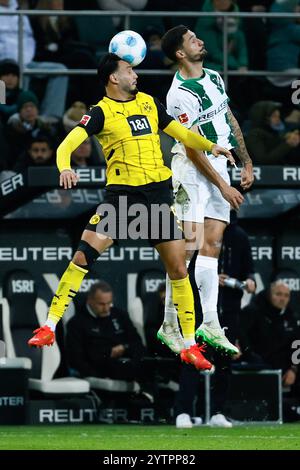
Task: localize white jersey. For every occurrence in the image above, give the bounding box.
[167,68,236,184]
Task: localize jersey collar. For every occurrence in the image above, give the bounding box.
[176,70,206,82]
[104,95,136,103]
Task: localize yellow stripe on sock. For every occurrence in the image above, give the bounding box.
[48,262,88,325]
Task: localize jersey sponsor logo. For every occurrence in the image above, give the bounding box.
[178,113,189,124]
[89,214,101,225]
[127,115,151,136]
[80,114,91,126]
[198,99,227,122]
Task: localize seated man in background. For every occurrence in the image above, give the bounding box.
[66,280,155,402]
[13,135,55,172]
[240,280,300,395]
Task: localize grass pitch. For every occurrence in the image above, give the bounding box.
[0,423,300,450]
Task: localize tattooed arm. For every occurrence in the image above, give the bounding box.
[227,106,254,190]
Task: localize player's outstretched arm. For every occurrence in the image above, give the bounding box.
[57,126,88,189]
[185,146,244,211]
[164,120,233,159]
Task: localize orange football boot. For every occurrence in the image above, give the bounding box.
[28,326,55,348]
[180,344,213,370]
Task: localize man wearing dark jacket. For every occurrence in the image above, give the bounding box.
[240,280,300,392]
[66,280,153,399]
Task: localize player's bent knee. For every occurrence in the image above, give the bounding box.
[168,265,187,280]
[74,240,100,269]
[72,251,87,267]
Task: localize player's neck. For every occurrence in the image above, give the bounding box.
[178,62,204,80]
[105,86,135,102]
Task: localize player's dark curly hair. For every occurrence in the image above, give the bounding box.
[97,53,122,86]
[161,25,189,63]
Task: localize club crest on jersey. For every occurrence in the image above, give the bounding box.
[142,102,152,112]
[178,113,189,124]
[80,114,91,126]
[89,214,101,225]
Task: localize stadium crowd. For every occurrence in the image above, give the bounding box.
[0,0,299,180]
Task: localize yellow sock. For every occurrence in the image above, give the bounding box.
[48,262,88,325]
[170,275,195,343]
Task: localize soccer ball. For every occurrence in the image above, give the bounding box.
[109,30,147,67]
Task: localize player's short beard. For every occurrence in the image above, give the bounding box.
[129,86,138,96]
[191,48,207,63]
[199,48,208,61]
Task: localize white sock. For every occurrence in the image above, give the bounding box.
[194,255,221,328]
[45,319,56,332]
[164,274,178,324]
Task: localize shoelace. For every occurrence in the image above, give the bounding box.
[209,326,228,340]
[191,343,206,353]
[173,328,183,338]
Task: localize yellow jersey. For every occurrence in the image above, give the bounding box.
[78,91,173,186]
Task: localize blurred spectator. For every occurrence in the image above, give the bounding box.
[6,90,57,168]
[195,0,249,72]
[147,0,202,12]
[245,101,300,165]
[31,0,100,107]
[267,0,300,88]
[138,26,172,102]
[147,0,202,30]
[13,135,55,172]
[97,0,147,9]
[71,137,102,167]
[142,26,171,70]
[0,0,35,65]
[0,0,68,117]
[237,1,272,71]
[97,0,148,28]
[0,59,28,123]
[31,0,78,64]
[237,1,273,11]
[240,280,300,395]
[66,281,155,402]
[62,101,87,134]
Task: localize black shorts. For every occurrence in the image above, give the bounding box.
[85,179,183,247]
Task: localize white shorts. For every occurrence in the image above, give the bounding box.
[173,165,231,224]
